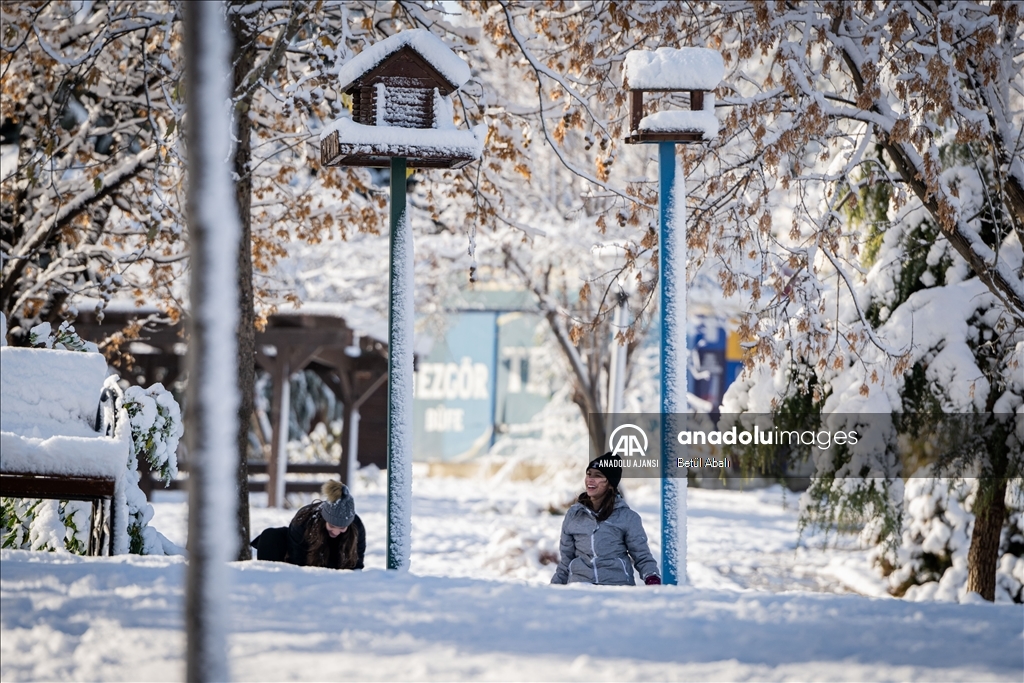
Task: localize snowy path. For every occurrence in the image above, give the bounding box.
[2,475,1021,681]
[1,550,1020,681]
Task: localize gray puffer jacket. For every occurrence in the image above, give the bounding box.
[551,495,659,585]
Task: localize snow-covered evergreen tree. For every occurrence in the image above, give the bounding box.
[724,138,1023,601]
[871,478,1023,603]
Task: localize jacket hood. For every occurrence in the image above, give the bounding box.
[571,494,630,515]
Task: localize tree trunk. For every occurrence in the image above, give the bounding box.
[542,309,607,456]
[965,477,1008,601]
[183,3,240,679]
[229,7,257,561]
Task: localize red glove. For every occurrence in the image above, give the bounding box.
[645,575,661,585]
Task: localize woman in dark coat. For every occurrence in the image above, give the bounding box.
[288,480,365,569]
[252,480,365,569]
[551,456,660,586]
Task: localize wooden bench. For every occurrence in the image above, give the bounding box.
[1,347,128,556]
[0,473,117,555]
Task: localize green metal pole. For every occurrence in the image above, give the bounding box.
[386,156,413,570]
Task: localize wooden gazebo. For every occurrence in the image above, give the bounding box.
[74,306,390,506]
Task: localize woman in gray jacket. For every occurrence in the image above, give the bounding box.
[551,456,661,585]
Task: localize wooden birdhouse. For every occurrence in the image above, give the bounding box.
[347,46,453,129]
[622,47,724,145]
[320,29,484,169]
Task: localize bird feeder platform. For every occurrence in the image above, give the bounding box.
[622,47,723,145]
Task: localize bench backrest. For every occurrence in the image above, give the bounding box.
[1,347,127,481]
[1,347,109,438]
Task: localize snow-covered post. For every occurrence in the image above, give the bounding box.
[346,408,361,486]
[183,2,239,680]
[607,291,628,415]
[623,47,723,586]
[318,30,483,571]
[386,156,414,570]
[659,142,688,585]
[269,359,290,508]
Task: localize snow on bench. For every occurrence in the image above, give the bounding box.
[0,346,130,554]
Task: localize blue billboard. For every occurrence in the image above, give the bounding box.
[413,311,497,461]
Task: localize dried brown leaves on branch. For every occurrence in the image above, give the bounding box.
[1,2,188,345]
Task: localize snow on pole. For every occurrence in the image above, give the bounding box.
[347,408,360,486]
[273,365,290,507]
[659,142,688,586]
[607,294,628,415]
[183,2,239,681]
[386,156,414,571]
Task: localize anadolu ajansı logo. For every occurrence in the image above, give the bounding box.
[609,423,648,458]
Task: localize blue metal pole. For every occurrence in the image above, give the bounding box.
[489,311,500,451]
[659,141,687,586]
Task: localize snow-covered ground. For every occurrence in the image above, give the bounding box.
[2,471,1021,681]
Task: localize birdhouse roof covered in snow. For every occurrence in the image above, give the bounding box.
[336,29,471,95]
[622,47,724,91]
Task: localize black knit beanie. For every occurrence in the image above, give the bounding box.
[587,453,622,489]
